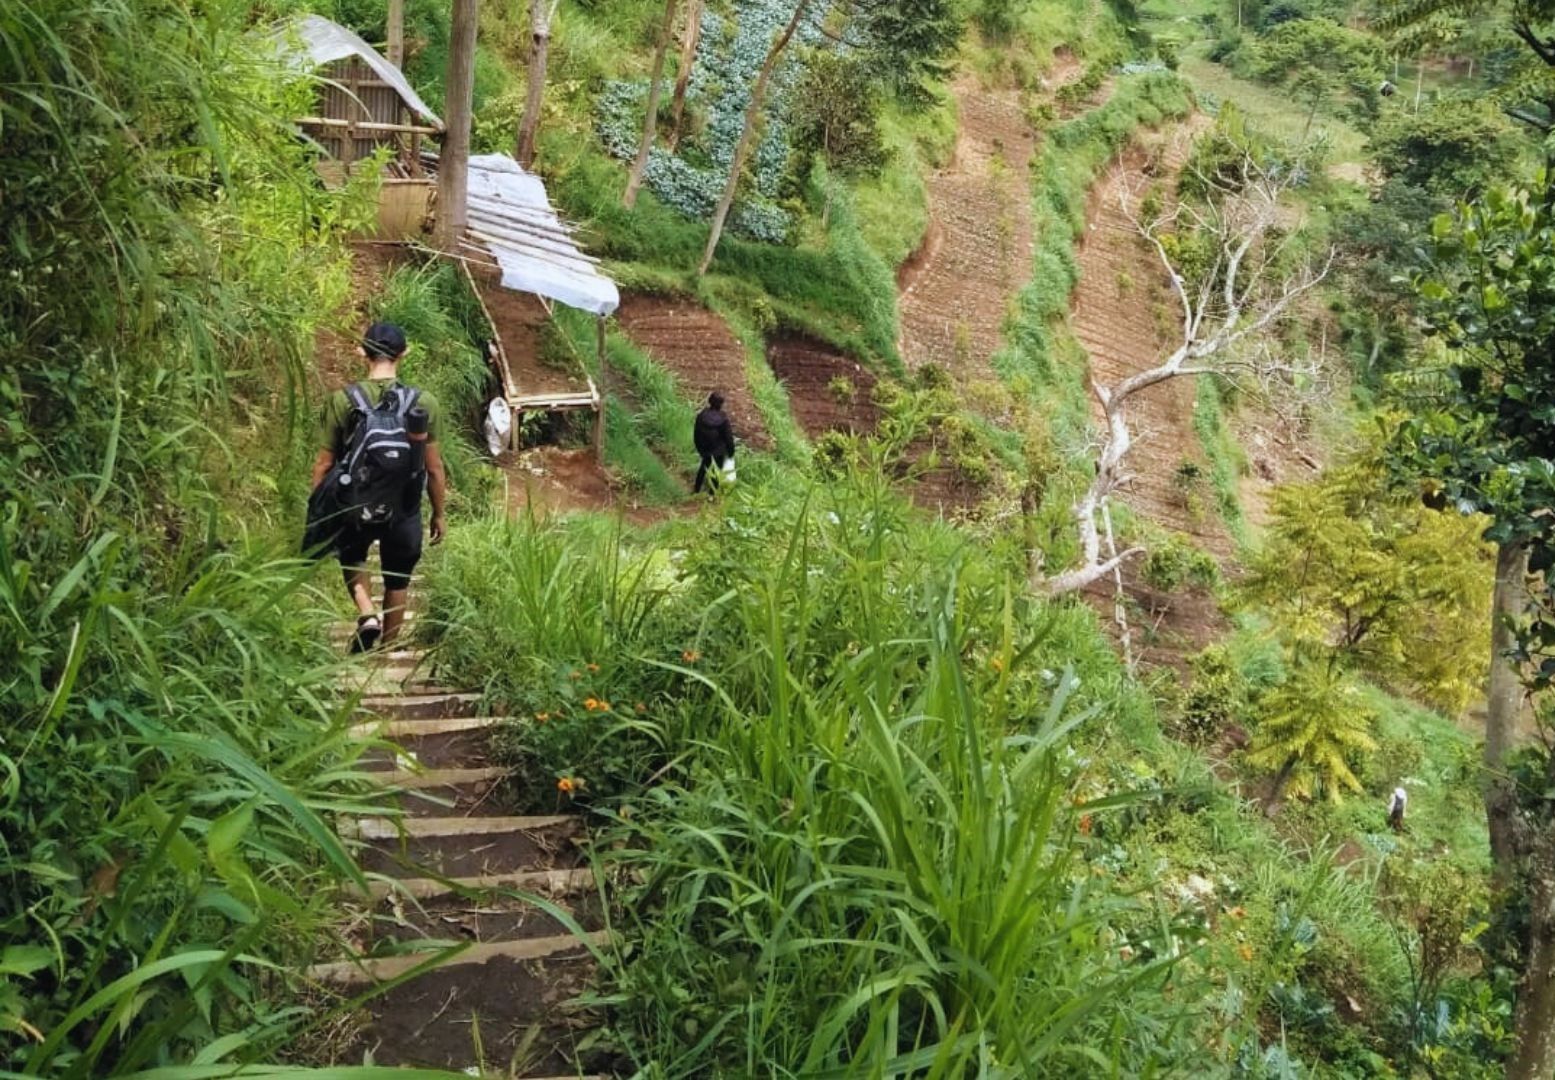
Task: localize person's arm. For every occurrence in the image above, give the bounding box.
[425,441,449,543]
[721,415,737,458]
[311,448,335,489]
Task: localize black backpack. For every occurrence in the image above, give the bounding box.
[336,381,423,527]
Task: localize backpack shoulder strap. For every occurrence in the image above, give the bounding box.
[394,385,421,419]
[345,383,373,414]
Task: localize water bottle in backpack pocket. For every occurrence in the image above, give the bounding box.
[339,382,424,526]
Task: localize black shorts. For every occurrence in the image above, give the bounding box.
[337,515,423,591]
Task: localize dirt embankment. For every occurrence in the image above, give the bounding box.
[615,294,771,452]
[1069,120,1234,668]
[897,70,1041,386]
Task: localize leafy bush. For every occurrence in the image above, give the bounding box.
[1179,644,1248,744]
[1142,532,1220,593]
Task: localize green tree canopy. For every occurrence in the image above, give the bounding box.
[1242,455,1492,715]
[1367,95,1525,198]
[1249,17,1388,128]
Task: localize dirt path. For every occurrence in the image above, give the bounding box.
[896,71,1039,385]
[500,446,670,527]
[615,294,771,452]
[308,633,608,1076]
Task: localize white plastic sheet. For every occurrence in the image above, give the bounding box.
[466,154,621,318]
[271,15,443,130]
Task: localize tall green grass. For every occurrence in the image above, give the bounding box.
[0,0,472,1069]
[424,468,1208,1073]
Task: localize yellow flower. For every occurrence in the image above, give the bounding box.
[681,649,701,663]
[587,663,600,673]
[1229,906,1247,921]
[535,712,551,723]
[568,670,582,680]
[583,698,600,712]
[557,777,575,794]
[600,701,611,711]
[1238,944,1254,963]
[990,656,1005,673]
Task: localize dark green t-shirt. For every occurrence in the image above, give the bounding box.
[318,379,442,457]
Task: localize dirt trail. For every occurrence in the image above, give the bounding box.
[307,633,608,1076]
[897,70,1040,385]
[500,446,670,526]
[616,293,771,451]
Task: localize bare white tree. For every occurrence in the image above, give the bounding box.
[1036,152,1335,598]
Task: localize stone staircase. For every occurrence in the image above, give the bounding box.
[313,625,608,1076]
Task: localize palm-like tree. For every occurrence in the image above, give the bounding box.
[1246,661,1377,815]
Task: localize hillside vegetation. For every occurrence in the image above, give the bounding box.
[6,0,1555,1075]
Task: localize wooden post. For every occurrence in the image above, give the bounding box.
[438,0,479,251]
[593,315,607,464]
[387,0,405,68]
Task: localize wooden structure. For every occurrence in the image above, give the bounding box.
[461,261,606,460]
[275,18,616,462]
[280,16,443,241]
[437,152,620,464]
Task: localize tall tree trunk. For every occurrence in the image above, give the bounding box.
[515,0,552,169]
[1264,755,1298,818]
[437,0,479,252]
[697,0,811,275]
[1487,541,1526,891]
[1509,837,1555,1080]
[623,0,679,208]
[667,0,702,152]
[387,0,404,68]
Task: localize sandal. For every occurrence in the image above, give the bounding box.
[350,614,382,654]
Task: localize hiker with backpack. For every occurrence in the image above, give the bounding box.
[307,322,447,652]
[692,391,736,494]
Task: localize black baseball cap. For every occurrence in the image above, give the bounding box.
[363,322,408,359]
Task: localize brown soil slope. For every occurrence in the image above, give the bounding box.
[897,72,1039,384]
[615,294,771,451]
[1072,120,1231,560]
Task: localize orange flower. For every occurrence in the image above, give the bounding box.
[587,663,600,673]
[557,777,575,794]
[535,712,551,723]
[681,649,701,664]
[583,698,600,712]
[1229,906,1247,921]
[1078,814,1093,836]
[1238,944,1254,963]
[600,701,612,711]
[569,670,582,680]
[635,702,647,714]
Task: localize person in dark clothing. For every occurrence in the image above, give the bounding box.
[693,392,736,493]
[311,322,448,651]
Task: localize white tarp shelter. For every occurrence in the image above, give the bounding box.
[464,154,620,318]
[271,15,443,130]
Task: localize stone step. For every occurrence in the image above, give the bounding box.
[341,942,605,1073]
[307,930,608,985]
[376,765,513,815]
[349,814,582,879]
[357,691,484,720]
[364,866,594,902]
[351,714,504,740]
[369,888,603,947]
[356,716,506,772]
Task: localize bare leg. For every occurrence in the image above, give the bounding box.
[381,587,410,644]
[347,569,375,617]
